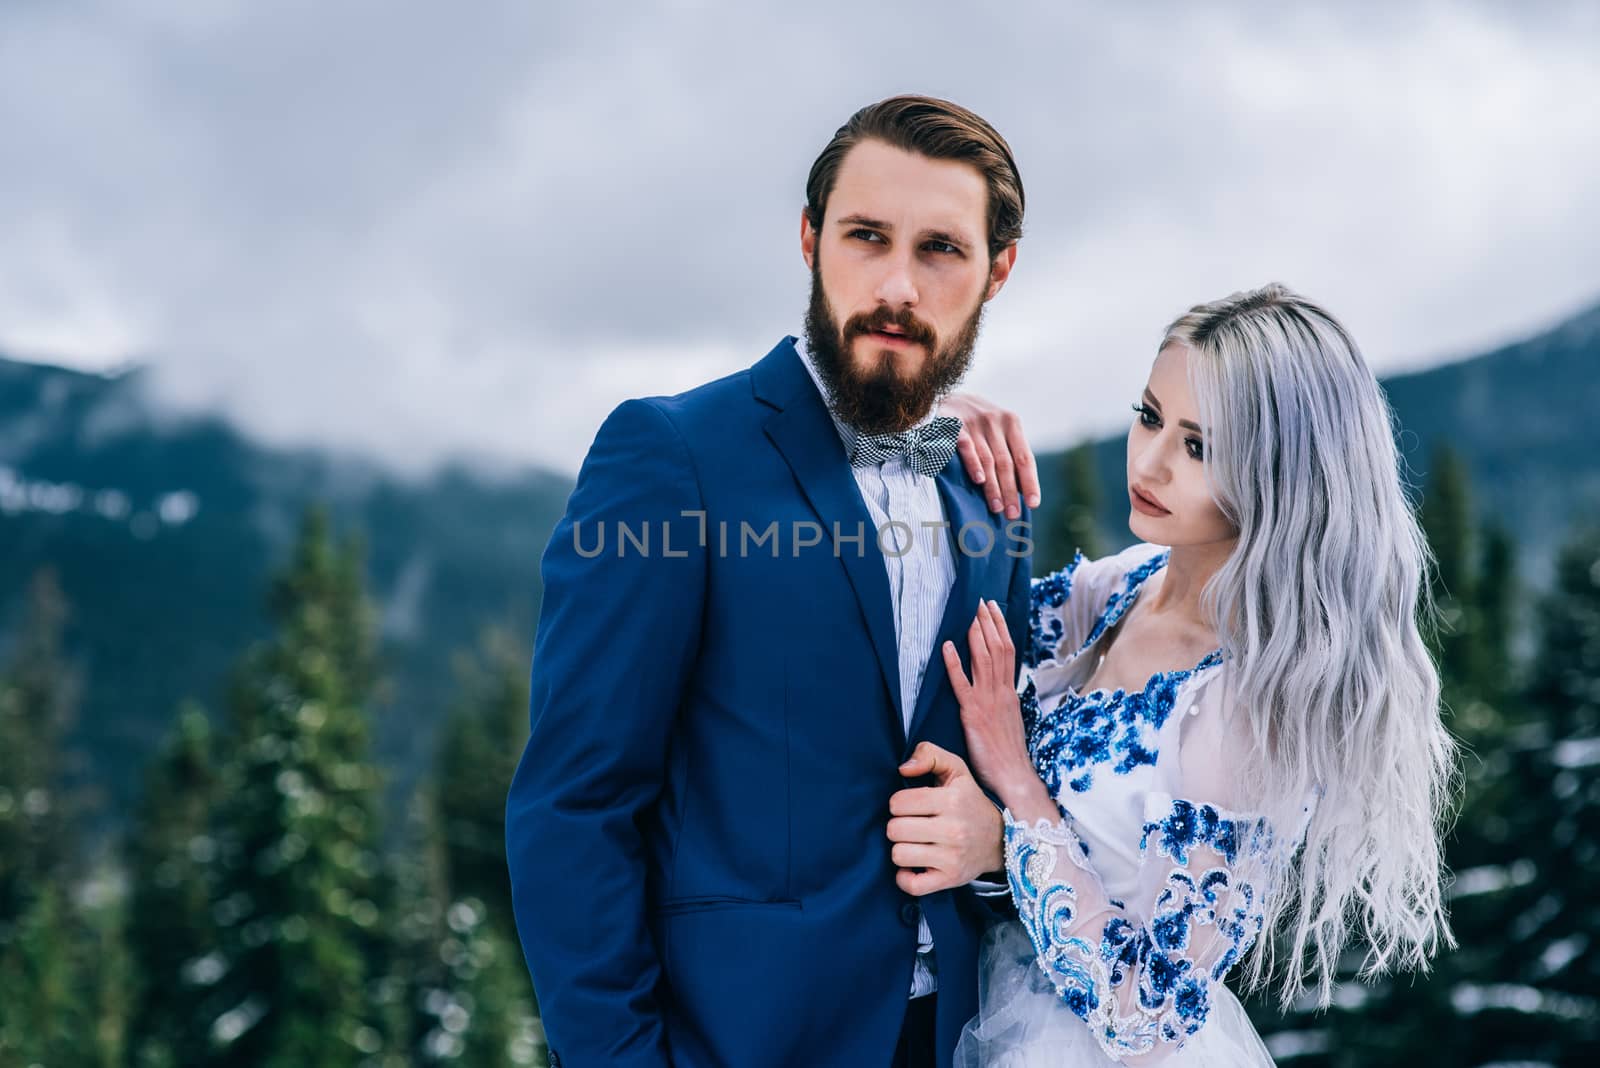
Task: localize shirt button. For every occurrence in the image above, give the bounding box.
[900,902,920,927]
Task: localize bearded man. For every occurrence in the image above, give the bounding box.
[507,94,1040,1068]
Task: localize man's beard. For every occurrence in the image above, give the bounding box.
[803,254,985,435]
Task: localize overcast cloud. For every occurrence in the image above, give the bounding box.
[1,0,1596,476]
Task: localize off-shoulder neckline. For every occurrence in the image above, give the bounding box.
[1064,549,1224,700]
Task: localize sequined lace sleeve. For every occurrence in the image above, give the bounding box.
[1001,796,1281,1064]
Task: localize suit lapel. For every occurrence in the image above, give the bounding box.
[904,464,1008,747]
[753,336,1010,750]
[757,339,906,736]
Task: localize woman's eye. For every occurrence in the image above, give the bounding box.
[1185,437,1205,461]
[1131,402,1160,428]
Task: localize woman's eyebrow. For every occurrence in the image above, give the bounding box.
[1144,387,1203,433]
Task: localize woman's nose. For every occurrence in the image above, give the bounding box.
[1129,439,1169,483]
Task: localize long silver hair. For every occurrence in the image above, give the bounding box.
[1166,284,1458,1007]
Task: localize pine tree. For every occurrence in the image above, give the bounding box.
[200,506,394,1067]
[1498,524,1600,1062]
[78,859,135,1068]
[435,625,530,943]
[124,702,224,1067]
[1473,524,1517,702]
[1039,443,1104,574]
[1419,444,1480,693]
[392,622,546,1066]
[0,884,104,1065]
[423,896,541,1067]
[393,785,543,1068]
[0,568,122,1065]
[0,569,77,926]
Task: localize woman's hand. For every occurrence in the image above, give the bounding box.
[940,392,1041,520]
[941,599,1037,808]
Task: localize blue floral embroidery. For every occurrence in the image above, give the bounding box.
[1019,678,1042,738]
[1025,551,1222,794]
[1073,550,1169,660]
[1004,821,1100,1019]
[1026,551,1085,667]
[1141,799,1274,867]
[1029,650,1223,796]
[1140,800,1275,984]
[1005,806,1276,1060]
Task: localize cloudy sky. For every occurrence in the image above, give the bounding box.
[2,0,1596,477]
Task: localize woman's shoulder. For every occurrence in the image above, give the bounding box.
[1027,542,1172,667]
[1033,541,1168,599]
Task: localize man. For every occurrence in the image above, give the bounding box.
[507,95,1040,1068]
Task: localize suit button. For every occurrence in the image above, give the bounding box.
[900,902,920,927]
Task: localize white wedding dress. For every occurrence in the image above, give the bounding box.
[955,543,1314,1067]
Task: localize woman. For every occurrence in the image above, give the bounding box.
[941,284,1457,1065]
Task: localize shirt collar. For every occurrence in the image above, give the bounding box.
[791,332,944,462]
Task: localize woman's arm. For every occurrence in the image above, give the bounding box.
[1002,795,1277,1064]
[941,599,1279,1063]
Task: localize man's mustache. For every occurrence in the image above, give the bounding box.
[843,308,937,349]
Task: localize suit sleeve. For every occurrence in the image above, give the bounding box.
[505,397,706,1068]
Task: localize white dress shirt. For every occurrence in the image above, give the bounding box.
[792,333,968,999]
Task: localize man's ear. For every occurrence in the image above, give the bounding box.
[984,243,1019,301]
[800,208,817,271]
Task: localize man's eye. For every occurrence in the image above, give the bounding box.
[924,240,960,255]
[849,229,884,243]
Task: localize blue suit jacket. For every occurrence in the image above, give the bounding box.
[506,337,1033,1067]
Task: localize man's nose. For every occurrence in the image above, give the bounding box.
[874,251,919,308]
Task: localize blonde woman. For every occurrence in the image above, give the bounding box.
[941,285,1457,1065]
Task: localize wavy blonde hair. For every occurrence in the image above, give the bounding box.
[1165,284,1458,1008]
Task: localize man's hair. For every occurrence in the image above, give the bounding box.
[804,95,1024,261]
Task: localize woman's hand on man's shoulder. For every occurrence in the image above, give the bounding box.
[942,391,1041,520]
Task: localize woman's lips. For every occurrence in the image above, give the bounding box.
[1130,487,1171,517]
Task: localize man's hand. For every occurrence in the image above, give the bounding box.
[940,392,1041,520]
[887,742,1004,896]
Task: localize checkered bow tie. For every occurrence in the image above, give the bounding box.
[848,415,963,478]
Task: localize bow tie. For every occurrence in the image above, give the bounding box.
[849,415,963,478]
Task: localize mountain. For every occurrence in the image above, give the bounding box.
[2,297,1597,835]
[1056,299,1600,585]
[0,357,572,836]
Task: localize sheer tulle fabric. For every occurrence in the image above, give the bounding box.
[954,921,1275,1067]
